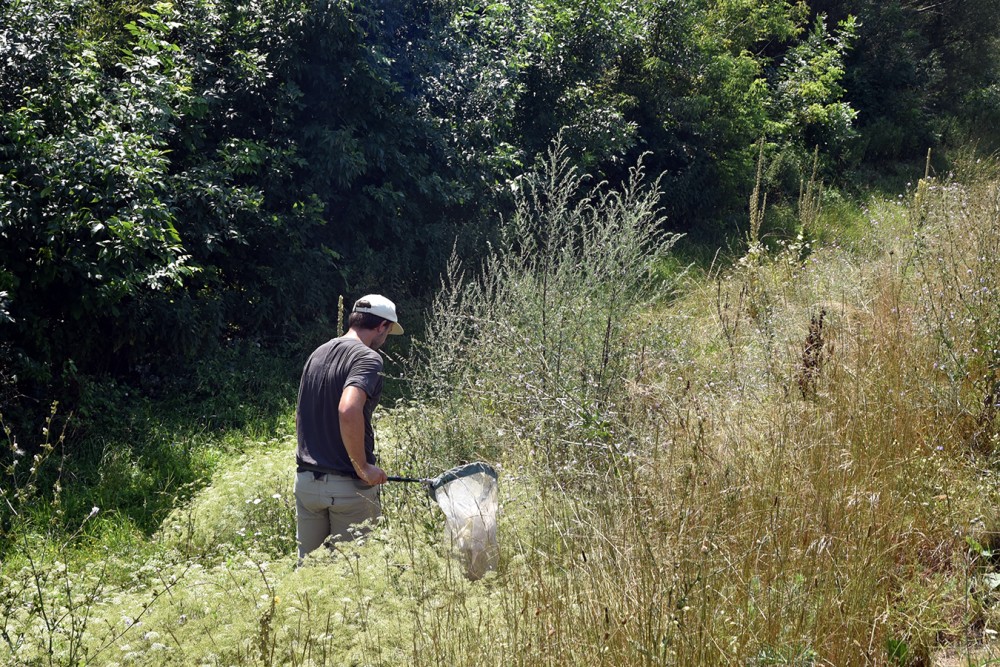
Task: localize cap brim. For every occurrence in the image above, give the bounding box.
[389,322,404,335]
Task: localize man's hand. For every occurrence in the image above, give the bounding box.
[357,462,388,486]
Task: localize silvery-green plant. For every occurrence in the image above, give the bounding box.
[407,137,682,474]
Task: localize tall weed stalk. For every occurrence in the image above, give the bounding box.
[1,407,173,666]
[406,137,681,475]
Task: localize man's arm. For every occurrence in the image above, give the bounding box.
[339,385,387,486]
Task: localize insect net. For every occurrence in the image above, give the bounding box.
[430,463,499,580]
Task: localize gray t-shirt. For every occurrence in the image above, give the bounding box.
[296,336,383,477]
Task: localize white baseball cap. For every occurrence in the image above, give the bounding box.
[352,294,404,335]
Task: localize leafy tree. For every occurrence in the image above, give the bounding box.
[1,0,480,416]
[615,0,857,234]
[0,0,194,389]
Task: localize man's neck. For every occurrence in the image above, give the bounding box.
[344,327,376,348]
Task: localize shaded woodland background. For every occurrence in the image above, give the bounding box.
[2,0,999,430]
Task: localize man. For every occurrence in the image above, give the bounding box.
[294,294,403,560]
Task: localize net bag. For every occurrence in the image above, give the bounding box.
[429,463,499,580]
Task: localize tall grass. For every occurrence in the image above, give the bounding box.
[393,145,1000,665]
[3,145,1000,665]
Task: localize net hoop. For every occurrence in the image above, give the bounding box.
[428,462,498,493]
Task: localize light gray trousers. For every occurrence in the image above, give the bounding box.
[294,471,381,560]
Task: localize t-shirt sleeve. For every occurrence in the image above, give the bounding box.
[344,352,383,397]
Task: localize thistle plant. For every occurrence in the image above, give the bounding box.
[912,164,1000,451]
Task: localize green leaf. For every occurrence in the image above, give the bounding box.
[886,638,908,664]
[967,535,991,558]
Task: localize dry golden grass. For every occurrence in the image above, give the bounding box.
[418,159,1000,666]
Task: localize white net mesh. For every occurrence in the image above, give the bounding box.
[433,469,499,580]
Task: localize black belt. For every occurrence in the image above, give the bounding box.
[297,464,353,479]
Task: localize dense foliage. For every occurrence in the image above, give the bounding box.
[1,0,998,428]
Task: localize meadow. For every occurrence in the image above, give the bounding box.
[3,145,1000,666]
